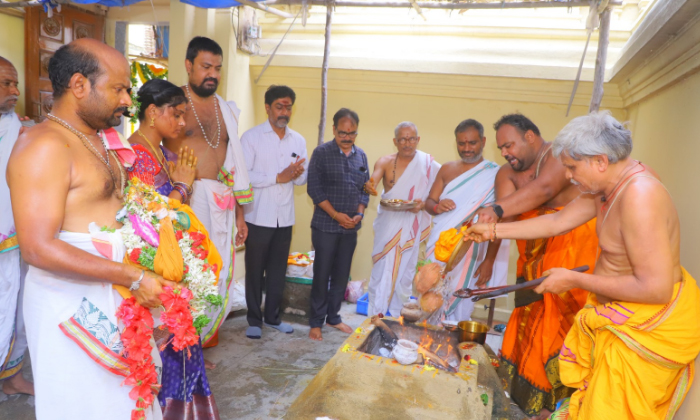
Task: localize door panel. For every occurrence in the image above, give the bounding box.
[25,5,104,121]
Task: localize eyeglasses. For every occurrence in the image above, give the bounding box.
[397,137,418,145]
[337,130,358,139]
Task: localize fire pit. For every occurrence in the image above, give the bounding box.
[284,317,493,420]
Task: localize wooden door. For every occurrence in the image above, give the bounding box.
[24,5,105,121]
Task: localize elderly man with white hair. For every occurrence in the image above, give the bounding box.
[0,56,33,396]
[468,111,700,420]
[364,121,441,316]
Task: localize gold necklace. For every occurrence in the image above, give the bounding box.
[47,114,125,198]
[138,129,172,185]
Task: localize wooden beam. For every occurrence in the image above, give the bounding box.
[589,6,611,113]
[269,0,622,10]
[318,1,333,146]
[237,0,294,18]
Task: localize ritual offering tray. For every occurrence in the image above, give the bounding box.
[379,198,419,210]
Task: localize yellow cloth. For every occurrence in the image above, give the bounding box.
[558,268,700,420]
[115,199,223,299]
[434,226,466,263]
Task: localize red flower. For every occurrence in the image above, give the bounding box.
[158,286,198,353]
[129,248,142,264]
[116,297,158,418]
[175,230,183,241]
[183,264,189,274]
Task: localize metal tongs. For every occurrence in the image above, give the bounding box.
[453,265,590,302]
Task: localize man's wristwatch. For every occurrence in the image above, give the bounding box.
[130,270,145,292]
[490,204,504,219]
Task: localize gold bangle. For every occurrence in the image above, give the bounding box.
[332,211,337,220]
[491,223,497,242]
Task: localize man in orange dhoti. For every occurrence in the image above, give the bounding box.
[475,114,597,418]
[469,111,700,420]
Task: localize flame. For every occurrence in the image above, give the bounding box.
[418,334,434,352]
[398,316,404,326]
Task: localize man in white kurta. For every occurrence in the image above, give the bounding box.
[0,56,32,396]
[425,119,510,321]
[366,122,441,316]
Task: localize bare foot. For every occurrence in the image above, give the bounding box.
[2,374,34,396]
[309,327,323,341]
[328,322,353,334]
[204,359,216,370]
[531,409,552,420]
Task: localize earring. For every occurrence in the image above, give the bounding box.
[150,117,155,127]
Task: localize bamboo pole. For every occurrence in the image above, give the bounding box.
[589,6,611,113]
[267,0,621,10]
[237,0,294,18]
[318,0,333,146]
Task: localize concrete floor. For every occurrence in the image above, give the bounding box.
[0,302,367,420]
[0,303,527,420]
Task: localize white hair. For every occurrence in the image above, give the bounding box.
[394,121,418,138]
[552,111,632,163]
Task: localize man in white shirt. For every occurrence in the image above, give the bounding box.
[241,85,308,339]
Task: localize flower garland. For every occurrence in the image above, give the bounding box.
[116,297,159,420]
[126,62,169,124]
[115,178,222,418]
[119,177,222,333]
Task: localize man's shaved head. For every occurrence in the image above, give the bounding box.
[0,56,19,114]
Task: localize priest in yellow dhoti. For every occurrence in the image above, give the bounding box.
[468,111,700,420]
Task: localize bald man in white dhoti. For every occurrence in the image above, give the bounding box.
[425,119,510,322]
[365,122,441,317]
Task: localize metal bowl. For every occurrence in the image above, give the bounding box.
[458,320,489,344]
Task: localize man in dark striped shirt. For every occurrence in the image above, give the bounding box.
[307,108,370,341]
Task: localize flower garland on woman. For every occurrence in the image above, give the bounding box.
[121,79,223,419]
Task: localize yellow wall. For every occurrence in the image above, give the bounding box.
[251,66,625,312]
[0,12,25,117]
[626,71,700,279]
[624,71,700,420]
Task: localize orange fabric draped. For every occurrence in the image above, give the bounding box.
[501,207,598,416]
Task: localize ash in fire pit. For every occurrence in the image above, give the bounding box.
[356,318,462,371]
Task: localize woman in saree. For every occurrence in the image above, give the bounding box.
[127,78,220,420]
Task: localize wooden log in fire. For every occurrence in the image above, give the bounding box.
[370,316,398,346]
[417,346,457,373]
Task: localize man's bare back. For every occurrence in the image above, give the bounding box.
[163,89,228,180]
[592,166,682,303]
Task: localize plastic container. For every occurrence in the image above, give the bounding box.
[356,292,369,315]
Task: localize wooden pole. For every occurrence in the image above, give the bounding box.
[318,0,333,146]
[589,6,611,113]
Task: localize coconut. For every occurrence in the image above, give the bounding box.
[414,262,442,294]
[420,291,444,313]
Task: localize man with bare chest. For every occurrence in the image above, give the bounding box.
[473,114,599,419]
[164,37,252,347]
[422,119,510,322]
[468,111,700,420]
[7,39,167,420]
[364,122,440,316]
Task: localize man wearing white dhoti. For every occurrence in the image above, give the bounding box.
[0,56,33,396]
[425,119,510,321]
[365,122,441,317]
[7,40,166,419]
[164,37,252,347]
